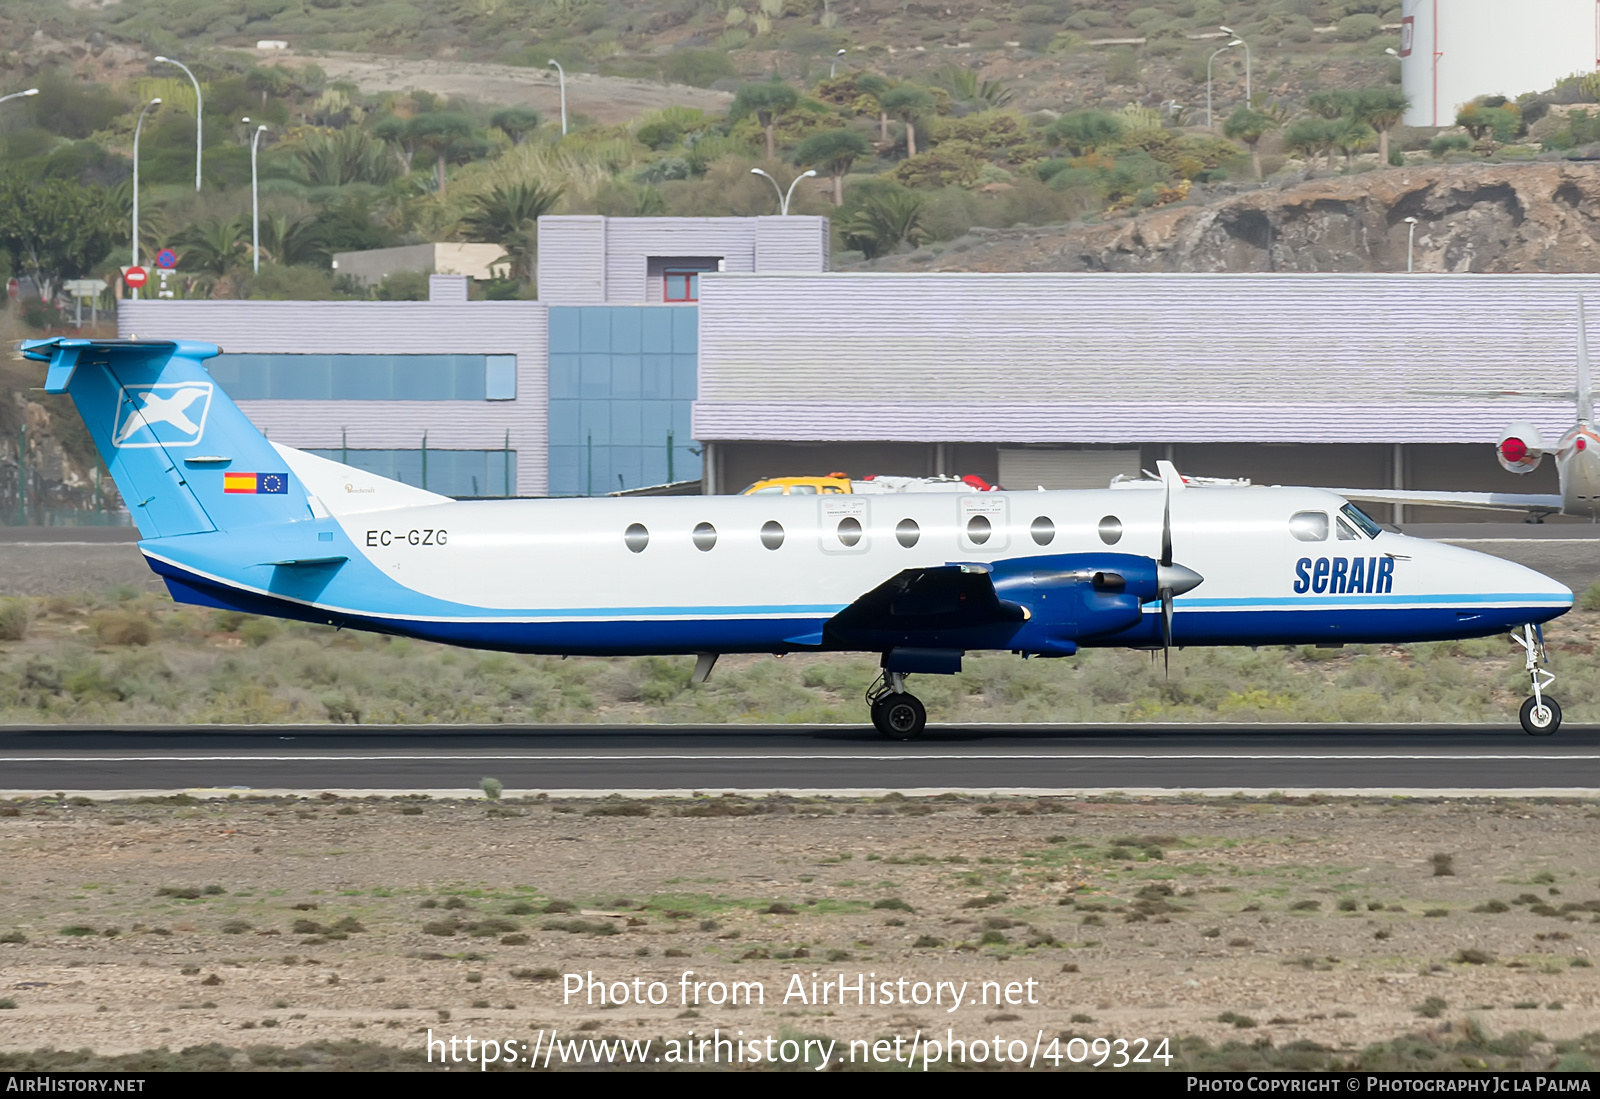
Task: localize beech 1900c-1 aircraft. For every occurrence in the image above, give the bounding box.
[27,338,1577,736]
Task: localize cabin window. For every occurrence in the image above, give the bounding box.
[1289,511,1329,542]
[1340,502,1383,538]
[837,517,863,547]
[760,521,785,550]
[1030,516,1055,546]
[966,514,992,545]
[624,523,649,553]
[895,518,920,548]
[692,522,717,551]
[1097,515,1122,545]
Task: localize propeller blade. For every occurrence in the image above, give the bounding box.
[1161,588,1173,676]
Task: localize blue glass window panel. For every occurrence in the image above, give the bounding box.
[391,356,449,401]
[331,356,390,400]
[641,400,672,446]
[670,401,694,443]
[207,354,268,400]
[640,445,667,487]
[579,354,611,399]
[672,354,698,400]
[548,308,581,353]
[640,354,670,399]
[663,273,691,302]
[672,306,698,353]
[548,354,580,400]
[611,400,643,447]
[579,400,610,446]
[548,399,581,447]
[486,354,517,400]
[641,308,674,353]
[610,308,642,353]
[548,446,582,497]
[610,354,641,398]
[579,308,610,351]
[272,354,333,399]
[609,447,643,493]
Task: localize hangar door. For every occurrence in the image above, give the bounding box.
[997,449,1142,491]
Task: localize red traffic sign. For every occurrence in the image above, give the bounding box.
[155,249,177,269]
[124,266,148,288]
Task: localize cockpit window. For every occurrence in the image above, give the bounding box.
[1289,511,1329,542]
[1340,502,1384,539]
[1336,516,1360,540]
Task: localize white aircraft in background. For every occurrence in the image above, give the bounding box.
[26,337,1575,737]
[1336,300,1600,522]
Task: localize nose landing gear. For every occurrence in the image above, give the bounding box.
[867,672,927,740]
[1512,624,1560,736]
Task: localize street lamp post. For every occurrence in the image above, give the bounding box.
[0,88,38,107]
[1218,26,1250,103]
[548,60,566,135]
[154,56,202,190]
[750,167,816,215]
[1404,216,1418,272]
[1207,40,1240,130]
[831,48,846,79]
[131,97,161,299]
[245,119,267,273]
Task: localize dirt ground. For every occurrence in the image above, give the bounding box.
[0,793,1595,1069]
[269,51,733,125]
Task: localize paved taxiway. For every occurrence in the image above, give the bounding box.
[2,725,1597,795]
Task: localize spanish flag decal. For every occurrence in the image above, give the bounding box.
[223,472,289,495]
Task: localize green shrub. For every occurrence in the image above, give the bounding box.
[0,598,34,641]
[1337,14,1382,40]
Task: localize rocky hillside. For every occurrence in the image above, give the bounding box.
[859,162,1600,275]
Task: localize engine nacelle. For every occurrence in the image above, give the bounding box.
[1497,422,1546,475]
[990,552,1161,651]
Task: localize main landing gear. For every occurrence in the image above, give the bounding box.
[867,672,927,740]
[1512,623,1561,736]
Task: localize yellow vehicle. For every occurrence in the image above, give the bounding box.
[738,473,998,495]
[739,473,852,495]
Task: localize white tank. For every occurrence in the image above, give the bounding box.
[1399,0,1598,127]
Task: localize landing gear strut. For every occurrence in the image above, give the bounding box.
[867,672,926,740]
[1512,623,1561,736]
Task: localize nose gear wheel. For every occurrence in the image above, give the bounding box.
[1512,624,1560,736]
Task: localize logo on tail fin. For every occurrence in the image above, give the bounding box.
[112,383,214,448]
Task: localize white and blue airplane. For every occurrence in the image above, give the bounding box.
[25,337,1576,737]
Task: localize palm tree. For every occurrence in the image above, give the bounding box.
[1355,87,1410,165]
[1224,107,1279,179]
[1332,117,1375,170]
[732,81,799,160]
[490,107,542,146]
[1283,117,1336,174]
[793,128,871,205]
[933,64,1014,109]
[881,86,935,158]
[460,180,564,280]
[175,217,250,277]
[843,190,925,259]
[855,73,892,143]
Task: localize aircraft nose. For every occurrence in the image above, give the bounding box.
[1157,562,1204,596]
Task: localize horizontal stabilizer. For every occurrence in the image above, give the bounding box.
[272,443,451,516]
[1335,488,1563,514]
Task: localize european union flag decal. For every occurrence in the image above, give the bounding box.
[224,472,290,495]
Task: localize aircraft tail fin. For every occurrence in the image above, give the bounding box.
[1579,295,1594,423]
[23,338,314,539]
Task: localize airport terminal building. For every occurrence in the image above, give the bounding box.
[121,215,1587,519]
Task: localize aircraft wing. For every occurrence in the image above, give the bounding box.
[1332,488,1564,515]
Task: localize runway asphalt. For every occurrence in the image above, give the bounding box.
[2,724,1597,796]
